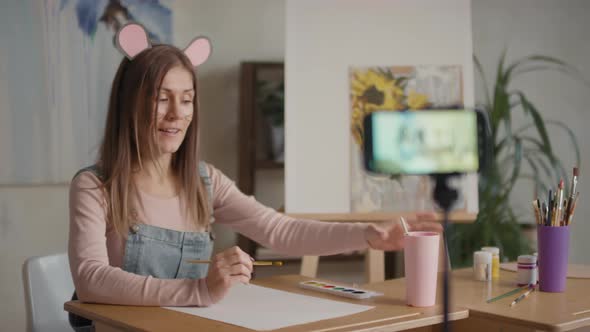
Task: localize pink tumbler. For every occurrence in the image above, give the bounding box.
[404,231,440,307]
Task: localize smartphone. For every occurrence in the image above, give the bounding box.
[363,109,489,176]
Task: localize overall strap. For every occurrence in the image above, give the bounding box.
[198,161,215,225]
[72,165,104,182]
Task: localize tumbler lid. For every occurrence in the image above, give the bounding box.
[517,254,537,264]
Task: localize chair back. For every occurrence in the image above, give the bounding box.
[22,253,73,332]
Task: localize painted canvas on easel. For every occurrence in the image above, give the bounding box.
[0,0,172,184]
[349,65,466,212]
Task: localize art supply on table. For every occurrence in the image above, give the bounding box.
[473,251,492,281]
[501,262,590,279]
[164,283,374,331]
[568,192,579,225]
[404,231,440,307]
[186,259,283,266]
[299,280,383,300]
[556,180,565,226]
[538,224,570,292]
[509,286,535,307]
[532,169,578,292]
[516,255,538,286]
[565,167,579,222]
[532,200,542,226]
[534,167,581,227]
[486,286,529,303]
[482,246,500,280]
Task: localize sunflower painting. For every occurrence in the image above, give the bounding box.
[349,65,464,212]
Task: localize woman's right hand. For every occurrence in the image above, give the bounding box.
[205,246,253,303]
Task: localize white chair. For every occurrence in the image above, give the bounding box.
[22,253,74,332]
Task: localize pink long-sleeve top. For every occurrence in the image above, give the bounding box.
[68,163,370,307]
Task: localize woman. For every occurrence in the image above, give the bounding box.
[68,23,442,323]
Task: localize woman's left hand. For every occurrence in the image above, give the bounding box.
[364,213,443,251]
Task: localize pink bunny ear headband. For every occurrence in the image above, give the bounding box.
[115,22,212,67]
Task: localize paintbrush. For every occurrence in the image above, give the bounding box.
[510,287,535,307]
[187,260,284,266]
[487,286,529,303]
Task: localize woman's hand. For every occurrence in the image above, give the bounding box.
[205,246,253,303]
[364,213,443,251]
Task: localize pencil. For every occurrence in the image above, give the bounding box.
[186,259,284,266]
[510,287,535,307]
[486,286,529,303]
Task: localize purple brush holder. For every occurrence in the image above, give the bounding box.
[537,225,570,292]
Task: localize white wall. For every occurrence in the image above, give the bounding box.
[471,0,590,263]
[0,1,285,331]
[172,0,286,251]
[284,0,475,213]
[0,185,70,331]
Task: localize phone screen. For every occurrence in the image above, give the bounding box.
[364,110,479,175]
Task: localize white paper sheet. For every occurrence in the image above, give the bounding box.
[164,284,374,331]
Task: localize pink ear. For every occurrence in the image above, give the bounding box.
[115,23,151,59]
[183,37,212,67]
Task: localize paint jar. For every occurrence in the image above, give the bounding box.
[517,255,538,286]
[473,251,492,281]
[482,246,500,280]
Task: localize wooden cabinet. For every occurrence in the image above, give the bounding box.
[237,61,284,257]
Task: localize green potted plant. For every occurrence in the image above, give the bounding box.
[257,81,285,162]
[448,53,582,267]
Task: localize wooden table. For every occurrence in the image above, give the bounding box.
[450,269,590,332]
[64,269,590,332]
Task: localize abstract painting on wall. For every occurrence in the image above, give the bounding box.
[0,0,172,184]
[349,65,471,212]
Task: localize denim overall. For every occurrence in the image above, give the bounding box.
[69,163,214,331]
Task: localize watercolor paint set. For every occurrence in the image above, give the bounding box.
[298,280,383,299]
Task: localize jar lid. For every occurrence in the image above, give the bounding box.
[481,246,500,254]
[517,255,537,264]
[474,251,492,263]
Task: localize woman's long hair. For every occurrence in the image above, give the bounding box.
[99,45,209,235]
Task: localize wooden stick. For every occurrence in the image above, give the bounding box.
[186,260,283,266]
[308,312,422,332]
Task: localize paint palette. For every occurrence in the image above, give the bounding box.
[298,280,383,300]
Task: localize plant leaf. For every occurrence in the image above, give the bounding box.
[546,120,581,167]
[513,92,553,156]
[506,137,523,192]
